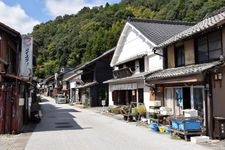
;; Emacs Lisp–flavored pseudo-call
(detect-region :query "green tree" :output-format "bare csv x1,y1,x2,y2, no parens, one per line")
32,0,225,78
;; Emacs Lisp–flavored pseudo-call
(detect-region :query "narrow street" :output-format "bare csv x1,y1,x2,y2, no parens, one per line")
24,96,210,150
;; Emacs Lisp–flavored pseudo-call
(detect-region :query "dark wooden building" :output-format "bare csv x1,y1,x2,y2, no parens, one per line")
0,22,33,134
77,48,115,107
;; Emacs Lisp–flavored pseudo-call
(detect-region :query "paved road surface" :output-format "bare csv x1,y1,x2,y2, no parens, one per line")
25,96,210,150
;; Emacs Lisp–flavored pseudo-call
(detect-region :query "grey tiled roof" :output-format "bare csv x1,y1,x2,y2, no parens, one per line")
155,9,225,49
76,81,98,89
146,61,223,80
79,47,115,69
65,47,115,73
204,6,225,19
128,18,195,45
104,71,156,84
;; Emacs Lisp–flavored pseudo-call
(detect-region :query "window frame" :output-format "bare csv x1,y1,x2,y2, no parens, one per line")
138,58,145,72
175,45,185,67
196,29,223,63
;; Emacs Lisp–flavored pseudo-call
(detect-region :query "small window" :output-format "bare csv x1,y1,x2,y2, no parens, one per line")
138,89,144,103
175,45,185,67
197,36,208,63
197,30,222,63
163,48,168,68
139,58,145,72
58,95,65,98
126,61,135,72
118,65,123,69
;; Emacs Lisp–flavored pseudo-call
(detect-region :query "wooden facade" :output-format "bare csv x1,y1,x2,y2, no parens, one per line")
0,23,33,134
146,10,225,138
77,49,114,107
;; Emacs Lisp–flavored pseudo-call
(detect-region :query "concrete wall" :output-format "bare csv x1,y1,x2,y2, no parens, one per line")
184,39,195,65
167,45,175,68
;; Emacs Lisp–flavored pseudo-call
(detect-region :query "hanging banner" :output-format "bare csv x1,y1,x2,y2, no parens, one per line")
20,35,33,80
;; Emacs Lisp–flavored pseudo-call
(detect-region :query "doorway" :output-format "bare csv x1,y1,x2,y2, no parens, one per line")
183,87,191,109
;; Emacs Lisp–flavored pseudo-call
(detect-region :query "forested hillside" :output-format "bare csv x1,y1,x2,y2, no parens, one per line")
32,0,225,78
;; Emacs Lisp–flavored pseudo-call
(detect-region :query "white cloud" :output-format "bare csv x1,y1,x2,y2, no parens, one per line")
45,0,112,17
0,2,40,34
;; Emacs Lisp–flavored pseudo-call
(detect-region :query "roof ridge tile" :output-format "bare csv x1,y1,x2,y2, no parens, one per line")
128,17,196,26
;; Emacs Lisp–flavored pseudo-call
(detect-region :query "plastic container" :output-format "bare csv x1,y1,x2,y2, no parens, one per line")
171,120,180,129
179,119,201,131
165,125,171,133
149,122,159,131
159,126,166,133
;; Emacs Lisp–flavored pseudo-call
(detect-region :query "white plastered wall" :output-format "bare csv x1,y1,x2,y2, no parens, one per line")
148,53,163,72
144,85,150,111
116,31,152,64
108,83,113,106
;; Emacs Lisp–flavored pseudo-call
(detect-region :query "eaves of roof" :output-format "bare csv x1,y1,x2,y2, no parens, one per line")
79,47,115,70
104,71,155,84
128,18,195,45
110,18,195,67
0,22,21,37
114,53,146,66
63,71,83,82
76,81,98,89
154,11,225,50
146,61,223,81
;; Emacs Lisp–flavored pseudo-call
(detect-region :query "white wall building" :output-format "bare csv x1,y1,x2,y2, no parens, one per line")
105,18,194,111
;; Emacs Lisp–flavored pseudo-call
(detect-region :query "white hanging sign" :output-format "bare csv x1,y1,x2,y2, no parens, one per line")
20,35,33,80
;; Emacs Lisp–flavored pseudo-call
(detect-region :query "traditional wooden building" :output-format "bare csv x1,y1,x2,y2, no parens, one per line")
43,75,55,97
68,48,115,107
105,18,194,110
62,69,83,104
0,23,34,134
146,7,225,138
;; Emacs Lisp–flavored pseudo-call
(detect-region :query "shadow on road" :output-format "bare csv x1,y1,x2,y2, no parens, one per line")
30,98,92,133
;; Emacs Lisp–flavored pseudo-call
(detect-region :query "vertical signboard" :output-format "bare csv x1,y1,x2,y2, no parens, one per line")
20,35,33,80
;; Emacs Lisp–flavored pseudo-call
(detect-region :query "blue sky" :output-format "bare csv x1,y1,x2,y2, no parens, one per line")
2,0,49,21
0,0,120,33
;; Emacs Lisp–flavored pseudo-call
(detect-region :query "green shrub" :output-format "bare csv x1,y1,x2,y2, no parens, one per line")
131,107,138,116
137,104,146,116
108,106,121,114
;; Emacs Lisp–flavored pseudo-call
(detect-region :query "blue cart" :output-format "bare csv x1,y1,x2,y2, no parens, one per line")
170,117,202,141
